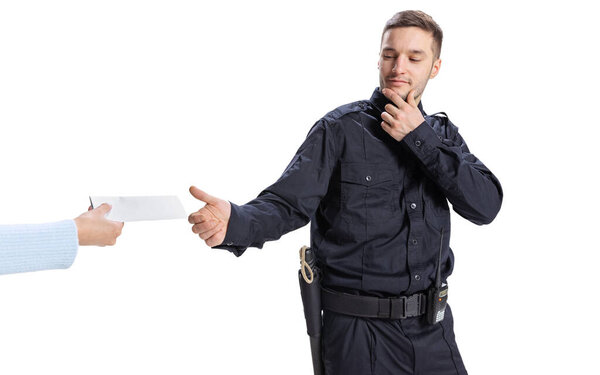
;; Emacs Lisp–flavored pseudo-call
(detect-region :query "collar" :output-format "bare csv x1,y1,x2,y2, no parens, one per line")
369,87,427,117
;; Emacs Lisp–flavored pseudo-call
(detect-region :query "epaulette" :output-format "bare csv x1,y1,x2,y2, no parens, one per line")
321,100,369,123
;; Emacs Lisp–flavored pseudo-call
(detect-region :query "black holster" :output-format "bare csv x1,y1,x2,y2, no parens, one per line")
298,246,324,375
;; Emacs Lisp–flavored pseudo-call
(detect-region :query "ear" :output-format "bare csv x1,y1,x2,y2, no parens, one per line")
429,58,442,79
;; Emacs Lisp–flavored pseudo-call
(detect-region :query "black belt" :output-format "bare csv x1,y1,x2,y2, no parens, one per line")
321,288,427,319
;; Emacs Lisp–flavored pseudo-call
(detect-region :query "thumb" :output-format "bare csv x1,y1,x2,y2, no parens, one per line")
94,203,112,216
189,185,218,204
407,89,417,107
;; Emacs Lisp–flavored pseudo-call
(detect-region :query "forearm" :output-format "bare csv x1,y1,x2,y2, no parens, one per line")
215,121,338,255
0,220,78,275
403,121,503,224
215,190,312,256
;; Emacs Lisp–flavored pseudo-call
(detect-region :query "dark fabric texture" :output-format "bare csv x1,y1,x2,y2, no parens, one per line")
216,88,502,297
214,88,502,374
322,305,468,375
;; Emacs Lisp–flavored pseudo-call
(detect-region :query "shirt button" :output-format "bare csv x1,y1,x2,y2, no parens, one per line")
412,239,418,245
410,202,417,209
415,140,422,147
414,274,421,281
365,175,372,182
226,242,233,246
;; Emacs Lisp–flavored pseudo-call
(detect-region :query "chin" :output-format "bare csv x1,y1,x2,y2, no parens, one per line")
389,88,409,100
380,84,409,100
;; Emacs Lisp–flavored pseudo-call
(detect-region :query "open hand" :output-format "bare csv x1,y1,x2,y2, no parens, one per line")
188,186,231,247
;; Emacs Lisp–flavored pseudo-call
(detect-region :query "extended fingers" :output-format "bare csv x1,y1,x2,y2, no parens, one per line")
189,186,218,204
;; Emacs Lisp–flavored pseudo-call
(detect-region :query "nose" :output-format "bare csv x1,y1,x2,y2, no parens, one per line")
392,56,407,73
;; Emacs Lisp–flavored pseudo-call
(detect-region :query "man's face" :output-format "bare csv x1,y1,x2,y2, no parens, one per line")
378,27,441,104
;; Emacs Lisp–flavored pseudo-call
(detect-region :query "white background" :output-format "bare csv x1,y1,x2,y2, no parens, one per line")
1,1,598,374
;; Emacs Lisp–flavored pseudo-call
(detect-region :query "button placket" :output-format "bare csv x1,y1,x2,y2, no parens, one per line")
404,162,425,294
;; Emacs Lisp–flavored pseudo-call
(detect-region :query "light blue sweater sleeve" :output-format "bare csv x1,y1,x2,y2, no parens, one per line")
0,220,79,275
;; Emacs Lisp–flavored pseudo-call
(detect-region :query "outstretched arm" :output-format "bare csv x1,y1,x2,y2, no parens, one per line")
188,120,339,255
1,204,124,275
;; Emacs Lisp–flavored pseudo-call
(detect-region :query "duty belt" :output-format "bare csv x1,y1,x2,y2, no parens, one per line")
321,288,427,319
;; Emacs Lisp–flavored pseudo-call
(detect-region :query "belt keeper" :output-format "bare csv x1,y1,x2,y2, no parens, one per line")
390,298,406,319
405,295,419,317
377,298,390,318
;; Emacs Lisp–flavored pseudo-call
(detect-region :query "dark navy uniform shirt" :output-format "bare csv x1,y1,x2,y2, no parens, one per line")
217,88,503,297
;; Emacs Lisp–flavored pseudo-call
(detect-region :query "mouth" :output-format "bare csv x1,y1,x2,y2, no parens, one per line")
387,78,410,87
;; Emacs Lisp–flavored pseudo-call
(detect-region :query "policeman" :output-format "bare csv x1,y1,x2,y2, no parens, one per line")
188,10,502,375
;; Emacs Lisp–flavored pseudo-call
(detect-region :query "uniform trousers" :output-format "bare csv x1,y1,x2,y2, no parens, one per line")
322,305,468,375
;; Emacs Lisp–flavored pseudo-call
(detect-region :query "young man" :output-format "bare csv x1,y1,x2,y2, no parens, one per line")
188,10,502,375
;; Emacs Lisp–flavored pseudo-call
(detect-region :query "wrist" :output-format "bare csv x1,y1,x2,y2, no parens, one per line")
73,217,87,245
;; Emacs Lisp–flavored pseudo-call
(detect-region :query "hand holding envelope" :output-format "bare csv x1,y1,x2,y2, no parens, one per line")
87,195,187,247
187,186,231,247
90,188,230,248
74,204,124,246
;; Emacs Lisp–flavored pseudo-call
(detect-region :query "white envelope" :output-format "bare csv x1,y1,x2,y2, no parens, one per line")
89,195,186,222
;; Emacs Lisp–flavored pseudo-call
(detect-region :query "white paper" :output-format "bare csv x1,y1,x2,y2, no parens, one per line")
89,195,186,222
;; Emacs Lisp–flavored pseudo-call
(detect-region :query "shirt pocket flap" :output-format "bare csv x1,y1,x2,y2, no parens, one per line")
340,162,394,186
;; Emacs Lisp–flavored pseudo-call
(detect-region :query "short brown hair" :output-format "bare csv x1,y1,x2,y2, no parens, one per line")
382,10,443,60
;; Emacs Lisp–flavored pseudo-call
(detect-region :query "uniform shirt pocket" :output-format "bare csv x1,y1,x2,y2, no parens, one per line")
340,162,400,224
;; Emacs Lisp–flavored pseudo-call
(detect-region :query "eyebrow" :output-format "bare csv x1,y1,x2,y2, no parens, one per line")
381,47,426,56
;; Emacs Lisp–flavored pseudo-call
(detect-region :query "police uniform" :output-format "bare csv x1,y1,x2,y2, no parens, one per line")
217,88,503,375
